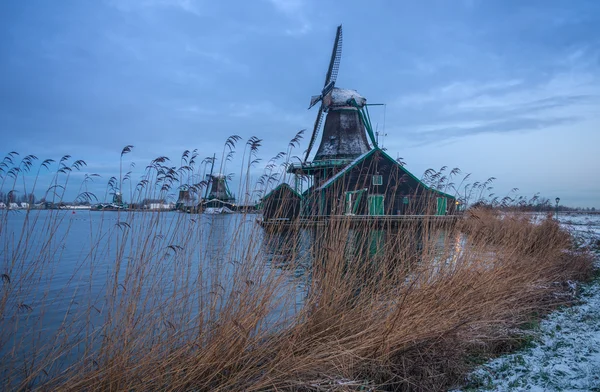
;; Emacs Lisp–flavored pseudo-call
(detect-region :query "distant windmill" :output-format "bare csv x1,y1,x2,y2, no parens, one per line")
206,174,234,202
201,154,235,213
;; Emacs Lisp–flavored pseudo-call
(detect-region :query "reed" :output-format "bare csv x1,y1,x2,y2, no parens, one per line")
0,146,594,391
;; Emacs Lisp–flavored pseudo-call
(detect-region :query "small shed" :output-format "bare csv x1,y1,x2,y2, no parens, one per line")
261,183,302,221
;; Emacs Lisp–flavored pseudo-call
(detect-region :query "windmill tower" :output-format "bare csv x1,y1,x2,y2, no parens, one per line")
206,174,235,202
289,25,378,188
201,154,235,211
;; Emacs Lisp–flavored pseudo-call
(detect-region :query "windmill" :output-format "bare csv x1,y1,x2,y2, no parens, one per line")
201,154,236,212
278,26,460,219
293,25,378,186
206,174,235,202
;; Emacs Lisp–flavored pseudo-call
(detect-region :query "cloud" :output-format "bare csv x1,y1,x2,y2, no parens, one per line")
392,72,600,145
227,101,308,124
183,44,249,74
453,73,598,111
267,0,304,14
396,79,524,107
266,0,311,36
107,0,203,15
404,116,578,146
3,0,599,206
284,22,312,37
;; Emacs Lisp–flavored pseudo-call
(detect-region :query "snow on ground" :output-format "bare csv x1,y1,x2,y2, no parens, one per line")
560,213,600,249
457,214,600,392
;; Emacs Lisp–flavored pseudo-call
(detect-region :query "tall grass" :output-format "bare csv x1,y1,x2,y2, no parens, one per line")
0,146,595,391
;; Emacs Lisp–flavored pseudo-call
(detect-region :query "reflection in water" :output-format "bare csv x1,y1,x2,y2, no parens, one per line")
258,223,456,298
260,229,312,280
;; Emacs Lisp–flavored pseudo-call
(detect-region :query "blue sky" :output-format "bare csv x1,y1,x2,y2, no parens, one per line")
1,0,599,206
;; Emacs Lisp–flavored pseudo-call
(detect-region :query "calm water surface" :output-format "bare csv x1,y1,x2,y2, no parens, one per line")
0,210,312,373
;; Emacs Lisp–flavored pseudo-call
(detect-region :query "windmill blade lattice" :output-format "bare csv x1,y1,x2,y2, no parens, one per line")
304,105,324,162
304,25,343,162
324,25,342,90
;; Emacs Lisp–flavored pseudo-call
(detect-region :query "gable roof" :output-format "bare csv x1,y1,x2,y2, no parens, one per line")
315,147,456,199
316,149,375,191
261,182,302,201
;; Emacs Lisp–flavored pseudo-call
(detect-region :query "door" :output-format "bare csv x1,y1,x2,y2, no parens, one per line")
345,190,364,215
436,197,447,216
345,192,353,215
368,195,384,215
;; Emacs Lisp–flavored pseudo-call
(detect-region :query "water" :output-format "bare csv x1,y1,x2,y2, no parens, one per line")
0,210,456,324
0,209,314,383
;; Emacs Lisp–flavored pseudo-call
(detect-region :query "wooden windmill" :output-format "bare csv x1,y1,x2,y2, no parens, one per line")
289,25,379,187
201,154,236,212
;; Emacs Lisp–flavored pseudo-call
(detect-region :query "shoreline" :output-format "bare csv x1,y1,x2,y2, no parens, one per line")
455,219,600,391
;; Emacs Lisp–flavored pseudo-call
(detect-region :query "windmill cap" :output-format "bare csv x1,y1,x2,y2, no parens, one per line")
325,88,366,108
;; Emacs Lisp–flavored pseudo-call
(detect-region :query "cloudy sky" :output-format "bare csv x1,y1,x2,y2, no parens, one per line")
1,0,599,206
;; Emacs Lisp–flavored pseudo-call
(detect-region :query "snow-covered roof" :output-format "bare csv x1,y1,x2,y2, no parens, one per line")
324,88,366,108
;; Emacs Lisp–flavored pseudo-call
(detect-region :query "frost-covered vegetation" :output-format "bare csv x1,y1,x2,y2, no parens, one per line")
458,214,600,391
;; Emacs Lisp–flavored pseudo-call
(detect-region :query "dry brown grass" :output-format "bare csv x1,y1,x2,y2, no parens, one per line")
1,200,595,390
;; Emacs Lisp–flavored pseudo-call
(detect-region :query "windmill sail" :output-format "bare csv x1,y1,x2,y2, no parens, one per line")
309,95,322,109
304,105,324,162
304,25,343,162
324,26,342,89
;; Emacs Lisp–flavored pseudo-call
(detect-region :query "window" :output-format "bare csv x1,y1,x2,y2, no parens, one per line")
372,175,383,186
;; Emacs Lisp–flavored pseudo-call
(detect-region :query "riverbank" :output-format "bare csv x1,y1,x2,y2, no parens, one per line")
460,270,600,391
455,214,600,391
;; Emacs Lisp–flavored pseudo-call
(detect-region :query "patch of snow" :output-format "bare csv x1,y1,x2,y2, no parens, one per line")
327,87,367,108
558,214,600,249
459,282,600,391
455,221,600,391
204,207,233,214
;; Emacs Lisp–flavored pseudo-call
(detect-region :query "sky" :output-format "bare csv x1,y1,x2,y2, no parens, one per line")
1,0,599,207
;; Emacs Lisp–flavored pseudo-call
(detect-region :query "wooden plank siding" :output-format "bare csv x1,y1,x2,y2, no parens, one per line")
261,183,302,221
302,148,456,217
